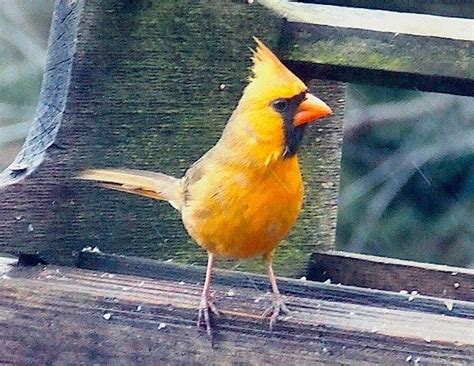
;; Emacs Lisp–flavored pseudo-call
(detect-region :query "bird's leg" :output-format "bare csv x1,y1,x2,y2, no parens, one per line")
197,252,219,339
262,252,290,330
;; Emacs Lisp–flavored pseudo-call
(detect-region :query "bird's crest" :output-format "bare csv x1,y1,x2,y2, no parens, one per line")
248,37,306,98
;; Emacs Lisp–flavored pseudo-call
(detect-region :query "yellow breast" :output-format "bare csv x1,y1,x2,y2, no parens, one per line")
182,156,304,259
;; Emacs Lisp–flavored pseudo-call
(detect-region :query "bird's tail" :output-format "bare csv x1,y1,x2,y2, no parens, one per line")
77,168,183,211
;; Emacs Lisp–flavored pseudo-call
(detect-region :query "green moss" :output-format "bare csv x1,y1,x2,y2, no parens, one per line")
288,35,473,78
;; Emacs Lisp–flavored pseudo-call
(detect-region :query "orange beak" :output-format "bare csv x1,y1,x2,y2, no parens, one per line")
293,93,332,126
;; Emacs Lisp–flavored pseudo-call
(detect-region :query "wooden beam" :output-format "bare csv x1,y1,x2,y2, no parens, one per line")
269,2,473,40
77,252,474,319
262,0,474,95
297,0,474,19
1,259,473,363
308,251,474,302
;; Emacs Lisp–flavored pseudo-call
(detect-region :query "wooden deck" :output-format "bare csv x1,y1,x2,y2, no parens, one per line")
1,252,473,364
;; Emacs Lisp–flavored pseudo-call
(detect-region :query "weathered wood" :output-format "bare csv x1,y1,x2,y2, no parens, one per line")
264,0,474,95
298,0,474,19
1,261,473,364
308,251,474,302
0,0,344,276
0,256,16,277
77,252,474,319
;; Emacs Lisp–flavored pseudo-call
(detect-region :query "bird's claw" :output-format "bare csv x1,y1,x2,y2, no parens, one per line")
197,296,220,340
262,297,290,330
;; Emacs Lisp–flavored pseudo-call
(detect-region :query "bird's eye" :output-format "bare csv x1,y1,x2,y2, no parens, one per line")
272,99,288,113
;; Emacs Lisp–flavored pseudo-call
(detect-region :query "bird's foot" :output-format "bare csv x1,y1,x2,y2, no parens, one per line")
262,296,290,330
197,294,220,341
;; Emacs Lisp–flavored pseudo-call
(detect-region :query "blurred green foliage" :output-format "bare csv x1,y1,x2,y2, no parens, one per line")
0,1,54,168
338,84,474,268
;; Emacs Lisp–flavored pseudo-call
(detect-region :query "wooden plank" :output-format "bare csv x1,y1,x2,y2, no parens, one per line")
262,0,474,95
77,252,474,319
0,0,344,275
297,0,474,19
272,2,473,40
1,262,473,364
308,251,474,302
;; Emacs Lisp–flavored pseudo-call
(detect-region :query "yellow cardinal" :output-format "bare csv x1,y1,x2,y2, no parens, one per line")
79,38,332,338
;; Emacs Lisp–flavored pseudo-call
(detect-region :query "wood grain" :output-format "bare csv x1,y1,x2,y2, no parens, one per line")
308,251,474,302
77,252,474,319
297,0,474,18
265,1,474,95
1,259,473,364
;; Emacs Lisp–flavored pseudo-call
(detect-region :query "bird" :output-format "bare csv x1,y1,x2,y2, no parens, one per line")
78,38,332,340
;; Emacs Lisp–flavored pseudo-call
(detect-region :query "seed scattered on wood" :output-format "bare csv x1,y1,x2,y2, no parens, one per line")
81,246,101,253
444,300,454,311
453,282,460,288
158,323,167,330
103,313,112,320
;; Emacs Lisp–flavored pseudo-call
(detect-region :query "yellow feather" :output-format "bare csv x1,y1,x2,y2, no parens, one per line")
245,37,307,103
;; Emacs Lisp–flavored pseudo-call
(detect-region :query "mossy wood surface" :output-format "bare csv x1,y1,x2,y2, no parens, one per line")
283,24,473,96
0,0,344,276
268,1,473,96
